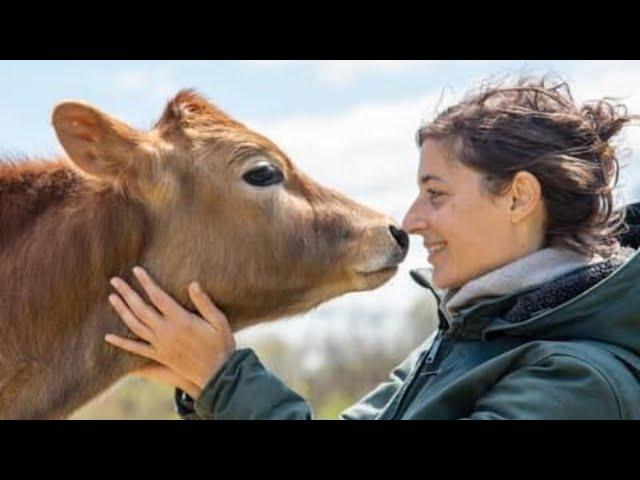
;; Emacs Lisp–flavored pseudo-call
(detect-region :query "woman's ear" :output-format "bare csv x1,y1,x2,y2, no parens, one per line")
508,171,543,224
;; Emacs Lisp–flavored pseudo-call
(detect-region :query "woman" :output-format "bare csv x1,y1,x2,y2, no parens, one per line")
105,76,640,419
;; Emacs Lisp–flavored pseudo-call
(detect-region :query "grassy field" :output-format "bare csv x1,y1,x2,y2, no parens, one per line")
70,296,438,420
71,377,179,420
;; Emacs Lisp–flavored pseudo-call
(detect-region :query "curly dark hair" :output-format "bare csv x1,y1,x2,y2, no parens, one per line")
416,75,638,258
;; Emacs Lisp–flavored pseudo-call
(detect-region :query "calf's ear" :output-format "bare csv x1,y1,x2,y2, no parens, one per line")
52,101,153,181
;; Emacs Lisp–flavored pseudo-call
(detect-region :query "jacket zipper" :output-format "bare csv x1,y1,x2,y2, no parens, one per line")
425,310,458,365
425,329,444,364
382,327,447,419
381,277,456,418
381,349,429,419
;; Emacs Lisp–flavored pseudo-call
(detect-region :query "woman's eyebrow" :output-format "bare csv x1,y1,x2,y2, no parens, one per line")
420,174,445,185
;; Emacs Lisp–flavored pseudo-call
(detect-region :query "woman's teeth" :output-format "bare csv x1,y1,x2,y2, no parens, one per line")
427,242,446,254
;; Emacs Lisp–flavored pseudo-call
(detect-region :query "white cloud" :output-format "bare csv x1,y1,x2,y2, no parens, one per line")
237,90,450,346
113,70,147,90
315,60,437,86
249,91,445,219
245,60,437,86
236,63,640,347
111,67,179,100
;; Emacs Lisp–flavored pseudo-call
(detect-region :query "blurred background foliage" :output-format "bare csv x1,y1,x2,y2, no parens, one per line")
71,294,438,420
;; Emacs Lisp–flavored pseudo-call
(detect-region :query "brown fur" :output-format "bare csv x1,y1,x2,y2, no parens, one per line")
0,90,407,419
0,160,149,418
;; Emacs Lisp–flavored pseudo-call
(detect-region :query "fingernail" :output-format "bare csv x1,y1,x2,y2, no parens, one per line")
190,282,201,293
110,277,119,287
133,266,143,276
108,294,117,304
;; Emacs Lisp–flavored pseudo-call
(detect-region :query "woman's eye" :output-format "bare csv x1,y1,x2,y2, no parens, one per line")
243,165,284,187
426,189,444,200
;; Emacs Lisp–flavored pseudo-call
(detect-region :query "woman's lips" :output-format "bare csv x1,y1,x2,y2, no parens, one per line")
425,241,446,257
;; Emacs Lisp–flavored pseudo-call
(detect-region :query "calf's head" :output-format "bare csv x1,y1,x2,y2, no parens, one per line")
52,90,408,329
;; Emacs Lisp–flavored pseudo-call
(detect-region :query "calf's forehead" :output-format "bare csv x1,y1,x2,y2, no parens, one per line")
185,126,295,171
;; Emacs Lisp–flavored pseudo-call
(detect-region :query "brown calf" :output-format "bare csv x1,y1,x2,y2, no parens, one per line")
0,90,408,419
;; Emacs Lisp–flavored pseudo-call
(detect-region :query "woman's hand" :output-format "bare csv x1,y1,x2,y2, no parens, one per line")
134,361,203,400
105,266,236,398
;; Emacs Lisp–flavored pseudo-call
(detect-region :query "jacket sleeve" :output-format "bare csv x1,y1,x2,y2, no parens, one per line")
175,334,432,420
175,348,313,420
465,354,622,420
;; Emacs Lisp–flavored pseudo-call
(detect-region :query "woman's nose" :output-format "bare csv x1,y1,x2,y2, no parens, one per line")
401,215,412,233
402,203,422,234
403,198,434,234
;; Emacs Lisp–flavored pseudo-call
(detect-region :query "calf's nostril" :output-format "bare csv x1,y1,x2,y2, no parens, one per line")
389,225,409,251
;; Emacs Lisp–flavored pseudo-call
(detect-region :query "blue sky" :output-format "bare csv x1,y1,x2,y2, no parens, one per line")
3,60,640,347
1,60,636,146
0,60,582,154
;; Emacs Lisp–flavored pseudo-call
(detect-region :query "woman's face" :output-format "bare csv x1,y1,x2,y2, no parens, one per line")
402,139,540,290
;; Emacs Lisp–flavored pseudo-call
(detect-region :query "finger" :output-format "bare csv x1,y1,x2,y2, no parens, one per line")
188,282,227,330
110,276,162,329
132,266,184,318
105,334,156,361
108,293,155,342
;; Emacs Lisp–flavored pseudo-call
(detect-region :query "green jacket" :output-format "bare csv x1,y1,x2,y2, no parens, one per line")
175,247,640,420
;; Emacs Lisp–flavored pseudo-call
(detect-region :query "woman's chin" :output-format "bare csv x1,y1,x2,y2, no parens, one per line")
431,269,462,291
431,277,448,290
430,270,446,289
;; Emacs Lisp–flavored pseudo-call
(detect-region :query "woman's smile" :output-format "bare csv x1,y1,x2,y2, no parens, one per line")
424,240,447,258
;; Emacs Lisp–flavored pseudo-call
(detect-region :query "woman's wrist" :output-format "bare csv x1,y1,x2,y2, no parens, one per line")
192,349,235,395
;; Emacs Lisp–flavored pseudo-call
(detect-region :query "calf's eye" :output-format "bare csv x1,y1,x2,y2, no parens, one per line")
243,165,284,187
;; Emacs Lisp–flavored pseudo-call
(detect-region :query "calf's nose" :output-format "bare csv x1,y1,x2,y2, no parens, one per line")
389,225,409,253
